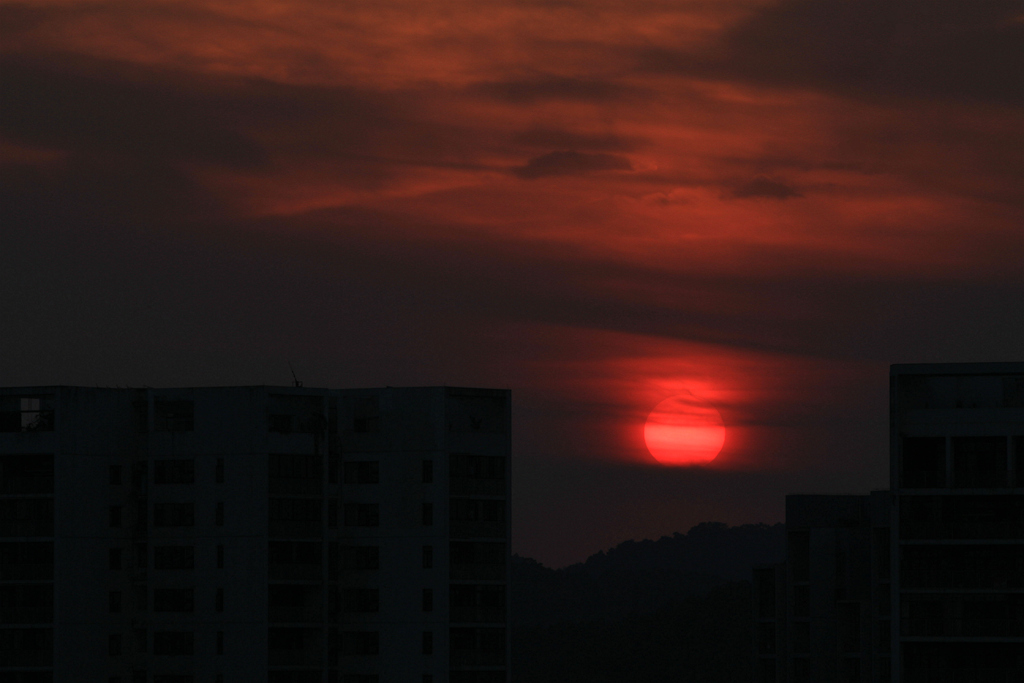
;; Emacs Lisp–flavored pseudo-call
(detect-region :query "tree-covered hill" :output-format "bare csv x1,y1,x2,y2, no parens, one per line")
511,522,785,682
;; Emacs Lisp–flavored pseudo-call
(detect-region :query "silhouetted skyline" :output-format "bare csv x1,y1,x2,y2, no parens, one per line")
2,1,1022,566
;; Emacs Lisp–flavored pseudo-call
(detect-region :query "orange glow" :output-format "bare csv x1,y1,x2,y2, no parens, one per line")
644,393,726,466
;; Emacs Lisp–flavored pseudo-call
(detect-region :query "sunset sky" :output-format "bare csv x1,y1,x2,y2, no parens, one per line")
2,0,1022,566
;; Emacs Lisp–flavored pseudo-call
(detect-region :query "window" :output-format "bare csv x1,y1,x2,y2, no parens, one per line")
450,585,506,623
135,628,147,653
344,461,379,484
449,499,506,536
0,541,54,580
329,500,338,528
450,542,505,576
422,545,433,569
152,631,193,656
792,658,810,683
342,588,380,613
329,452,340,484
216,502,224,526
216,588,224,612
153,588,194,613
109,633,121,656
109,591,121,613
352,396,380,433
902,437,946,488
874,527,891,580
109,506,122,528
136,543,147,569
450,454,505,479
269,585,322,622
422,460,433,483
135,585,148,611
338,545,379,571
449,635,507,673
153,459,194,484
0,498,54,537
216,631,223,655
422,631,433,655
154,400,193,432
153,546,193,570
422,588,433,612
341,631,379,656
422,503,433,526
132,462,147,488
793,621,810,654
215,458,224,484
755,567,775,618
838,602,860,652
0,395,55,432
269,498,322,522
109,548,122,570
268,394,324,434
757,622,776,655
449,499,504,523
270,541,323,579
343,503,379,527
109,465,122,485
447,393,506,433
217,545,224,569
792,585,809,617
0,454,54,494
953,436,1008,488
789,530,810,581
269,453,322,480
1017,436,1024,487
153,503,194,527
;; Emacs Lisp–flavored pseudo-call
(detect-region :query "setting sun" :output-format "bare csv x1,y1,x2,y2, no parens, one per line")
644,393,726,466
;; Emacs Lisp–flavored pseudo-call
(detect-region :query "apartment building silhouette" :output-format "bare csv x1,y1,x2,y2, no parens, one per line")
754,363,1024,682
0,385,511,683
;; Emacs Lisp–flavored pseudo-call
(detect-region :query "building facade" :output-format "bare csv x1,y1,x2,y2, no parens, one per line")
754,362,1024,682
890,363,1024,682
0,385,511,683
753,492,892,683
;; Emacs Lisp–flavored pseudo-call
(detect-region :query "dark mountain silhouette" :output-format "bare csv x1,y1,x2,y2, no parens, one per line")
513,521,785,626
512,522,786,682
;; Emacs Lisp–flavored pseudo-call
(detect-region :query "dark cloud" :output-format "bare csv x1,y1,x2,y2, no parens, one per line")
469,76,638,103
640,0,1024,105
514,150,633,179
730,176,801,200
0,52,493,204
0,55,263,167
0,3,50,37
511,128,644,153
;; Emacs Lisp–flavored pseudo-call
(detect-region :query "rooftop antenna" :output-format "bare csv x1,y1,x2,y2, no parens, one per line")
289,363,303,388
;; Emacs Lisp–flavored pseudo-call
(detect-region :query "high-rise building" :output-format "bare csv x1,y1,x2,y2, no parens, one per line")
890,363,1024,682
753,362,1024,683
752,492,892,683
0,385,511,683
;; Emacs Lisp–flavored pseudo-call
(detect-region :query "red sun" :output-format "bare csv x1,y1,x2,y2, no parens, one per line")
644,393,726,466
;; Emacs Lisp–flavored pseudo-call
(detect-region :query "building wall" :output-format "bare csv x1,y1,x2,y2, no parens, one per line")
1,385,511,683
758,494,890,683
890,364,1024,683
